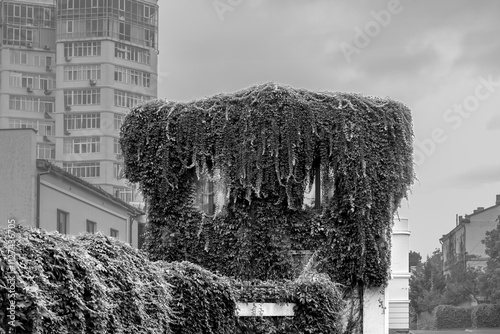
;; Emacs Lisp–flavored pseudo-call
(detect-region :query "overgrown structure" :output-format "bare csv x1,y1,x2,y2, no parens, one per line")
120,82,414,332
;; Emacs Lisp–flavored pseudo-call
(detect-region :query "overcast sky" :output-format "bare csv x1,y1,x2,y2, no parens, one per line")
156,0,500,258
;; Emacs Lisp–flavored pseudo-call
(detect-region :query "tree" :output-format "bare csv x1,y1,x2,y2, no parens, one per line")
409,250,422,271
409,249,446,314
479,216,500,303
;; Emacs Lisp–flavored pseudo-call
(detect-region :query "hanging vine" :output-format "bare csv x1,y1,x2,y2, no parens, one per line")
120,82,414,333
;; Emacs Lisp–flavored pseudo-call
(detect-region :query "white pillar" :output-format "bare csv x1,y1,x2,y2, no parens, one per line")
388,217,411,331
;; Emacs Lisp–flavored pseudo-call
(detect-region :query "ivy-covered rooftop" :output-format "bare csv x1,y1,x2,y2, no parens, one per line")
120,82,414,289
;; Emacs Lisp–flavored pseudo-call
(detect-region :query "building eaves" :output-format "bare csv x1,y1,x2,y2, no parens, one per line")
440,222,466,242
36,159,144,216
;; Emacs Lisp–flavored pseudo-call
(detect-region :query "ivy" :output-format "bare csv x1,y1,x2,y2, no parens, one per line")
120,82,414,333
160,261,237,334
231,271,345,334
0,226,172,333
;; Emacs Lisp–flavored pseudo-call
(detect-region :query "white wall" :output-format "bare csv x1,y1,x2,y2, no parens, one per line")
388,217,410,330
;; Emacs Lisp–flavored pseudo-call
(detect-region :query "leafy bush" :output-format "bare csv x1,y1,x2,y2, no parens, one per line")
233,279,295,333
0,225,172,333
434,305,472,329
291,272,344,334
232,272,345,334
471,304,500,328
160,261,237,334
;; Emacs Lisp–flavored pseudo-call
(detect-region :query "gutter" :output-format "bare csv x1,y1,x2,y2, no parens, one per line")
36,166,52,228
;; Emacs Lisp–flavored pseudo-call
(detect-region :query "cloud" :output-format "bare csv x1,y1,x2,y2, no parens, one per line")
441,165,500,188
454,29,500,73
487,116,500,131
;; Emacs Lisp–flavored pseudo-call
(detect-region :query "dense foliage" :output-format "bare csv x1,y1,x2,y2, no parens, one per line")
160,261,237,334
480,218,500,303
120,82,414,291
471,304,500,328
409,249,481,314
0,226,172,334
434,305,472,329
233,271,345,334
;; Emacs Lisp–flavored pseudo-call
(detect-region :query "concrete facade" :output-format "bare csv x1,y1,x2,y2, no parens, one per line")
0,0,159,206
441,198,500,275
0,128,145,247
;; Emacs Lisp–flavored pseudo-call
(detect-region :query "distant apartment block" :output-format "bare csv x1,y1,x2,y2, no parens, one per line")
0,0,159,206
441,195,500,275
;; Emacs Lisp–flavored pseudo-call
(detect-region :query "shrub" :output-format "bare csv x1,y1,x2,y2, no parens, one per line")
472,304,500,328
159,261,237,334
291,272,344,333
232,271,345,334
434,305,472,329
0,225,172,333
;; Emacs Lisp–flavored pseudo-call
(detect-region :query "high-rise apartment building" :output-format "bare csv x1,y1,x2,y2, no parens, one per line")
0,0,159,206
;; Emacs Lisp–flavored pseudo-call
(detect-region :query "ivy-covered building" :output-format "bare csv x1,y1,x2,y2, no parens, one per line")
120,82,415,333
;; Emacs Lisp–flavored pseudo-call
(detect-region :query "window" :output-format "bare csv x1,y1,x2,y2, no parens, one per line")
57,209,68,234
44,8,51,21
114,163,121,179
145,29,155,48
67,20,73,33
114,90,152,108
26,29,33,41
9,72,53,90
114,187,134,202
27,6,33,19
63,137,100,154
86,220,97,233
64,65,101,81
114,66,150,87
64,89,101,105
63,162,100,178
110,228,119,238
86,19,103,36
114,114,124,130
113,138,121,154
36,144,55,160
115,43,150,64
39,78,48,90
9,119,55,136
194,171,226,216
64,41,101,58
197,176,215,215
21,76,33,88
10,51,28,64
119,22,131,41
302,166,329,210
9,96,54,113
64,113,100,130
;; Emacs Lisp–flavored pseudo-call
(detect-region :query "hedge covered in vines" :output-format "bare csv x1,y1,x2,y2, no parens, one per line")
0,226,346,334
0,226,172,333
120,82,414,291
232,271,344,333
